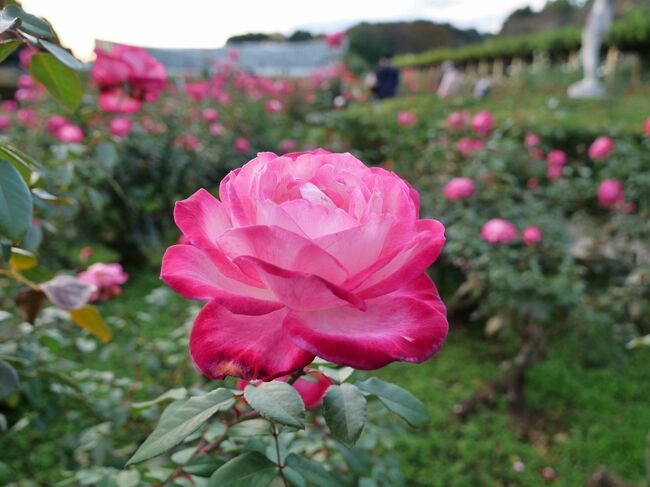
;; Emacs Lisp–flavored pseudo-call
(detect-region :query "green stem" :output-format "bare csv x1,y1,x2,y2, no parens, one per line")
271,421,289,487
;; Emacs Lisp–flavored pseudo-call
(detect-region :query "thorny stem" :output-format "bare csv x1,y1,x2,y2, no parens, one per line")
271,421,289,487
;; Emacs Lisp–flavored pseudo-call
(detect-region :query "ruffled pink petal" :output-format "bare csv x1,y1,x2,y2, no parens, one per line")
217,225,349,285
174,189,232,250
234,256,365,311
190,302,314,380
347,219,445,298
284,274,448,370
160,245,281,315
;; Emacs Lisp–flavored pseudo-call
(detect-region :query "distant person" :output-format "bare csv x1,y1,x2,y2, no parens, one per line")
474,76,491,99
372,53,400,99
437,61,461,99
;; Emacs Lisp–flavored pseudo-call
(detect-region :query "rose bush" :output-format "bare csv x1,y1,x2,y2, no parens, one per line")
161,149,448,380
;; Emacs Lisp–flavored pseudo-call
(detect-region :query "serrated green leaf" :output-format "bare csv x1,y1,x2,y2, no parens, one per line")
127,388,233,465
30,53,82,112
285,453,338,487
0,359,19,399
39,39,83,70
208,452,278,487
323,383,366,447
356,377,429,427
244,381,305,429
5,5,53,38
0,160,33,241
0,40,20,62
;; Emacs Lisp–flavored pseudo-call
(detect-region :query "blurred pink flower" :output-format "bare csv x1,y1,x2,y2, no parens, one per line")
588,136,614,160
481,218,518,244
527,177,539,189
265,99,283,114
447,110,469,130
78,262,129,301
2,100,17,112
547,164,563,180
19,47,38,69
547,150,567,167
110,117,132,137
525,133,540,147
397,110,418,126
79,247,94,261
443,177,475,200
55,124,84,144
233,137,251,153
0,115,10,130
325,31,346,48
472,111,494,137
522,226,542,245
279,138,297,153
457,137,484,157
597,179,624,208
209,123,224,136
175,134,201,151
17,108,38,128
645,117,650,137
47,115,69,136
202,107,219,123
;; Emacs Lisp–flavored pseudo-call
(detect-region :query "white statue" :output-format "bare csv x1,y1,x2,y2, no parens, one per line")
568,0,615,99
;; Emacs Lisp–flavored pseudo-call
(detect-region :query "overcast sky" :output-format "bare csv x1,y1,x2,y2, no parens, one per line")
22,0,547,60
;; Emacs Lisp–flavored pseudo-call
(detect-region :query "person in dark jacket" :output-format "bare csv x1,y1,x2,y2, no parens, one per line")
372,53,400,99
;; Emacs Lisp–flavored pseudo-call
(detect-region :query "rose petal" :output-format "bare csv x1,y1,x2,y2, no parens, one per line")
284,274,447,369
161,245,281,315
234,256,365,311
190,302,314,380
175,189,232,250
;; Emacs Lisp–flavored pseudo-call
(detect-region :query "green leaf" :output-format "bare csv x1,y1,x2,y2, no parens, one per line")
131,388,188,409
0,142,40,183
0,40,20,63
285,453,338,487
0,160,33,241
244,381,305,429
0,359,19,399
29,53,82,112
208,452,278,487
322,383,366,447
4,5,53,38
39,39,83,70
127,388,234,465
228,418,273,438
356,377,429,427
69,305,112,344
0,9,19,34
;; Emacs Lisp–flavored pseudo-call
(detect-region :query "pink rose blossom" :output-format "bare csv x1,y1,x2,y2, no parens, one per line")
547,150,567,167
238,372,332,409
175,135,201,151
397,111,417,127
522,226,542,245
79,247,94,261
17,108,38,128
161,149,447,380
265,99,283,114
202,107,219,123
457,137,484,157
233,137,251,153
92,44,167,113
325,31,346,49
78,263,129,301
19,47,38,69
547,164,563,180
47,115,69,136
645,117,650,137
109,117,132,137
525,133,540,147
481,218,518,244
472,111,494,137
2,100,17,112
443,177,475,200
588,136,614,160
597,179,624,208
209,123,224,136
55,123,84,143
0,115,10,130
447,111,469,130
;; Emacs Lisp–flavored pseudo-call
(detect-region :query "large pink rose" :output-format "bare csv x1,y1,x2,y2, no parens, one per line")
588,136,614,160
161,149,447,381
